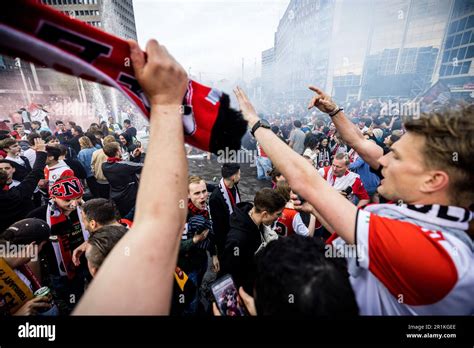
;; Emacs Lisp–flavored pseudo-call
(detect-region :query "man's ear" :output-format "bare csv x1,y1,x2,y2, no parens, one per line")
421,170,450,193
90,220,97,230
89,265,98,277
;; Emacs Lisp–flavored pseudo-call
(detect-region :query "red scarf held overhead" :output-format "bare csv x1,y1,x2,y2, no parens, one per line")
0,0,247,154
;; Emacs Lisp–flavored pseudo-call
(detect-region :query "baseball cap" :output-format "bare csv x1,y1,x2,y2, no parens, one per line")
1,218,50,244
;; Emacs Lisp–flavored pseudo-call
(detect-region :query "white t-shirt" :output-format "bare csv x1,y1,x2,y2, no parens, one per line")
6,155,25,167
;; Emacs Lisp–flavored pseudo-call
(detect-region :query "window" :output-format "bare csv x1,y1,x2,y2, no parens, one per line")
459,46,467,59
449,20,459,34
459,17,468,32
466,45,474,59
468,15,474,29
439,65,446,76
446,65,454,75
449,48,458,61
453,33,462,47
460,61,471,74
462,31,471,45
448,22,456,35
453,64,462,75
445,35,454,49
442,50,450,62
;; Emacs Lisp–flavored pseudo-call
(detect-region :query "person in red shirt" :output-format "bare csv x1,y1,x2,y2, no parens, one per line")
318,152,370,208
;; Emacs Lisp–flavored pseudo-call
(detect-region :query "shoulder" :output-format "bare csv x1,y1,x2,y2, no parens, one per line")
26,205,48,219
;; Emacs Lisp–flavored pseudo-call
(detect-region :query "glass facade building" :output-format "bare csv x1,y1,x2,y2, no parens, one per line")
263,0,471,103
436,0,474,99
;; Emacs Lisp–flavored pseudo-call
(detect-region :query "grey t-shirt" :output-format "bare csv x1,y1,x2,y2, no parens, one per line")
289,128,306,154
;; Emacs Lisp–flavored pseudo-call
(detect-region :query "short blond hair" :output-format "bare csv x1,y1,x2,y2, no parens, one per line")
103,135,116,145
188,175,204,186
404,105,474,206
79,136,93,149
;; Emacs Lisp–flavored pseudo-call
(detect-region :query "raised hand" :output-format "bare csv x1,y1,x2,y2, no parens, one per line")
233,86,260,127
307,86,337,113
33,138,46,152
128,39,187,107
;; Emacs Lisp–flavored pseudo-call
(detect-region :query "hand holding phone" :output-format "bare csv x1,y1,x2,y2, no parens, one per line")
211,275,247,316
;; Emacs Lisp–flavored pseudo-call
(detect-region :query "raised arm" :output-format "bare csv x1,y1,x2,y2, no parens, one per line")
74,39,188,314
308,86,383,169
234,87,357,244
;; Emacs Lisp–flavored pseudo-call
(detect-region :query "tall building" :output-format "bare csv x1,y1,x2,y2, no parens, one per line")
0,0,138,103
272,0,334,104
435,0,474,99
41,0,138,40
261,47,275,102
361,0,453,99
263,0,466,104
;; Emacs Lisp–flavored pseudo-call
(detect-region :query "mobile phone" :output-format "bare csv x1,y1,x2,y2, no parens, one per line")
211,274,246,316
343,186,353,196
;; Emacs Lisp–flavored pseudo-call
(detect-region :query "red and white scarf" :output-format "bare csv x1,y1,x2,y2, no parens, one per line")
0,0,247,154
218,178,240,215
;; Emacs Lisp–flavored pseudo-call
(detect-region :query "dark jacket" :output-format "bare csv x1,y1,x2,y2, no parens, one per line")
125,127,137,139
120,133,140,163
64,158,87,180
0,151,46,232
55,130,73,144
102,160,143,216
219,202,264,293
178,209,213,274
67,135,81,156
209,184,240,257
6,156,32,182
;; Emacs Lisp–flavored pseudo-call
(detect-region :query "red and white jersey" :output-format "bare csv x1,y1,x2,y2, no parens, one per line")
44,160,74,190
274,207,309,237
329,209,474,315
319,166,369,202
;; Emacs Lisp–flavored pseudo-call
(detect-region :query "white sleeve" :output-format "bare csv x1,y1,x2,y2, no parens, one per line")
318,168,325,177
292,213,309,237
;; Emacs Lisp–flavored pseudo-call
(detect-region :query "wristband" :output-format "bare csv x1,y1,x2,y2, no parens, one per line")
328,106,344,117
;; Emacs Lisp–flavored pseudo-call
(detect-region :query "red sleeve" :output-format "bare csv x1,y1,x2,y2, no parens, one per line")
365,214,458,305
352,177,369,200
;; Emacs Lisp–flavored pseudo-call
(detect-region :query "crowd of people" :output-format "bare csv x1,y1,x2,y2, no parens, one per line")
0,39,472,317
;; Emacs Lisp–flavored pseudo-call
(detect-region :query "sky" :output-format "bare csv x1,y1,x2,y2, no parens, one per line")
133,0,290,83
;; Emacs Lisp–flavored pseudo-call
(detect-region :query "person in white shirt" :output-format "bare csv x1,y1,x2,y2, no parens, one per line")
23,133,41,168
